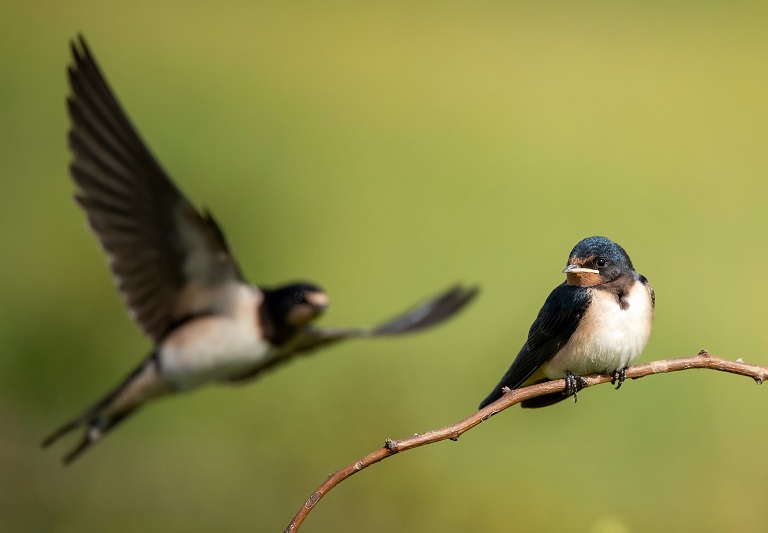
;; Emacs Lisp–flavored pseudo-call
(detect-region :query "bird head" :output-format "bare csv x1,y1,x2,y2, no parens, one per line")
265,282,329,328
563,236,634,287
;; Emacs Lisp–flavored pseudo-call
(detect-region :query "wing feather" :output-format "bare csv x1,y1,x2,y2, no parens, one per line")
478,282,591,408
67,35,243,342
228,285,479,383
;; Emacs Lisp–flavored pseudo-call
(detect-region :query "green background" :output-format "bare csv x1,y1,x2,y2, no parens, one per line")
2,2,767,531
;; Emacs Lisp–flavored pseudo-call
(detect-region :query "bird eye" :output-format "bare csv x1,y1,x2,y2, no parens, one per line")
596,258,606,268
294,292,305,303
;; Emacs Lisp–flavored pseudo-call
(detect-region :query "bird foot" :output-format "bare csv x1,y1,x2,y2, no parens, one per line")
564,371,588,403
612,367,628,390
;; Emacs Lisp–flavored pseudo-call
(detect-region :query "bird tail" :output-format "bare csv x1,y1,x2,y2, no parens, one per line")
478,364,543,410
42,408,138,465
479,380,570,410
520,393,570,409
478,365,526,410
42,353,171,465
478,387,505,410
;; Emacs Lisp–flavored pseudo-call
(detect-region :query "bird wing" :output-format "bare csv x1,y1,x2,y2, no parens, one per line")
478,282,591,408
229,284,478,382
639,274,655,309
297,283,479,347
67,35,243,343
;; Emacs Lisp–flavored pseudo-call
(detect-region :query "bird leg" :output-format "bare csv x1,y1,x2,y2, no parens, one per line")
612,367,628,390
564,370,588,403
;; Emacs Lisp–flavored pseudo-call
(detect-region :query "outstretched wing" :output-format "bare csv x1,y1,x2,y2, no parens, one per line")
478,282,591,409
230,284,479,382
299,284,479,348
67,35,243,343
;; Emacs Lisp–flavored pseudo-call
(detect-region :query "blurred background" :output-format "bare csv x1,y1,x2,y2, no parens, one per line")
2,1,767,531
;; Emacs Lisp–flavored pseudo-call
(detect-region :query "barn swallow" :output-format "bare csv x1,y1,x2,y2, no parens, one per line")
43,35,478,464
479,236,654,409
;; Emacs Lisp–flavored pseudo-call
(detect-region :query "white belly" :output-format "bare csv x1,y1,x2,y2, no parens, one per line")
543,281,653,378
159,285,276,390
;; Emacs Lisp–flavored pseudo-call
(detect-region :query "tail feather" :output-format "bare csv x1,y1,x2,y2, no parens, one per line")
520,393,570,409
42,405,141,465
60,408,138,465
62,428,101,466
479,385,508,410
41,418,84,449
42,354,170,465
479,380,569,410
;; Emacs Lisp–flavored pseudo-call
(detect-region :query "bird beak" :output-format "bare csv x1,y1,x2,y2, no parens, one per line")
562,264,600,274
304,291,330,310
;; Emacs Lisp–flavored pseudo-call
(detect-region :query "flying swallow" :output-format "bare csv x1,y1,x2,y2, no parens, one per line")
479,236,653,409
43,36,478,464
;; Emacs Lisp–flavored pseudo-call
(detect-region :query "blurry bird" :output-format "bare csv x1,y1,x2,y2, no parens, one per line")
479,236,653,409
44,35,478,464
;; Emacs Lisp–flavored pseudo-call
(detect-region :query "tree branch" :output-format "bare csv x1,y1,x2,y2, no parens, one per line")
284,351,767,532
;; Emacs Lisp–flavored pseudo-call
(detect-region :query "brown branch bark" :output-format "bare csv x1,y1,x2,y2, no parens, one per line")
284,351,767,532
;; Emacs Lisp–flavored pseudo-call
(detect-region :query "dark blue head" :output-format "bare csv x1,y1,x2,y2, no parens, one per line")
260,282,329,344
266,282,329,323
563,236,635,286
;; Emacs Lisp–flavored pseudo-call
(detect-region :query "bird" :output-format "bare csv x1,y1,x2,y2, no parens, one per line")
478,236,654,410
43,35,478,465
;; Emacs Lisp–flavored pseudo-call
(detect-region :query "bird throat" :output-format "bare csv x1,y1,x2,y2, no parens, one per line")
566,271,603,287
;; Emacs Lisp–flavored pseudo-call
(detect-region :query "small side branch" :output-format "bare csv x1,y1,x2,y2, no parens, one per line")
284,352,767,532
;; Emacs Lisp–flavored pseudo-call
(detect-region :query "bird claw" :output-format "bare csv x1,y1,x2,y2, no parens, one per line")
564,371,587,403
612,367,627,390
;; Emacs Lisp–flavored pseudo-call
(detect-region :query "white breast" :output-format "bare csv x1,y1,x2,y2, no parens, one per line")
159,284,275,390
543,281,653,379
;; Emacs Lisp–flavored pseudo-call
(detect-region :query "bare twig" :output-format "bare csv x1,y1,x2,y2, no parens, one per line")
284,351,767,532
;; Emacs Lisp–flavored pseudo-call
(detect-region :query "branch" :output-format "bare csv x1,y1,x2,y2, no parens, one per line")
284,351,767,532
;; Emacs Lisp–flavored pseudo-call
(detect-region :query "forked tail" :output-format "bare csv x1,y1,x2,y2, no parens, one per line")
42,354,171,464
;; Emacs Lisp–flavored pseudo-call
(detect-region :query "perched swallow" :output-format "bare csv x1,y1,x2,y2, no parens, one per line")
43,35,478,464
479,236,654,409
